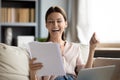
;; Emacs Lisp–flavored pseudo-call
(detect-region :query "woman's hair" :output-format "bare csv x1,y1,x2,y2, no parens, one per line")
45,6,67,41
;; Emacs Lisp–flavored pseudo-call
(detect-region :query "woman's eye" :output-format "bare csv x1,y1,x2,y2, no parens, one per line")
48,21,53,23
47,20,62,23
57,20,62,23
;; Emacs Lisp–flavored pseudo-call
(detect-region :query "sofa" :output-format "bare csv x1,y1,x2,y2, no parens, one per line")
0,43,29,80
0,43,120,80
93,57,120,80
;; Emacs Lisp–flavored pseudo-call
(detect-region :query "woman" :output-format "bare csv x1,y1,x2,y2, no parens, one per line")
29,6,99,80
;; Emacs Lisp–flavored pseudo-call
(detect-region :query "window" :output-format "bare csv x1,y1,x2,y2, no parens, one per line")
88,0,120,43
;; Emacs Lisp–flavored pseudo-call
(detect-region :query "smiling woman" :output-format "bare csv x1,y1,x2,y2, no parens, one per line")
46,12,67,42
29,6,99,80
45,6,67,42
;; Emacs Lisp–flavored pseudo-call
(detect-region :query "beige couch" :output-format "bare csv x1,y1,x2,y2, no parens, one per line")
0,43,120,80
93,57,120,80
0,43,29,80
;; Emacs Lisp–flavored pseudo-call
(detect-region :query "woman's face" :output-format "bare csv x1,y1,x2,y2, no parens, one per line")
46,12,67,39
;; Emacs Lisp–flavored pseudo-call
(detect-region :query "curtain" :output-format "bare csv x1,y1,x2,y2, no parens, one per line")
66,0,78,42
66,0,91,44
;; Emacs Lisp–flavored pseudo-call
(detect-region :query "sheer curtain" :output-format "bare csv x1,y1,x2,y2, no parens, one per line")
66,0,91,44
66,0,78,42
66,0,89,62
87,0,120,43
67,0,120,44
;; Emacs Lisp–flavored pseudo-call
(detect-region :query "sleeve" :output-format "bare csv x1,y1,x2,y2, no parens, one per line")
76,45,85,65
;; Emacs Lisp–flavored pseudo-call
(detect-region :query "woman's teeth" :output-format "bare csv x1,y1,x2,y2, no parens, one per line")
52,29,60,32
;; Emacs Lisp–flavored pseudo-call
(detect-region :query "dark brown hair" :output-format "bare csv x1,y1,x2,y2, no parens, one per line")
45,6,67,41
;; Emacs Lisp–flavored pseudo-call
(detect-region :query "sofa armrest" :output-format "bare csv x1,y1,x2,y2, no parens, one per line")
93,57,120,80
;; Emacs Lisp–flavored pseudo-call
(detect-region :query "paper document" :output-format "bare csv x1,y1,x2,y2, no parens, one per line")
28,41,65,76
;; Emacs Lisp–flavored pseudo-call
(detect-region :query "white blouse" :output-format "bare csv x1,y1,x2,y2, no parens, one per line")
62,41,85,75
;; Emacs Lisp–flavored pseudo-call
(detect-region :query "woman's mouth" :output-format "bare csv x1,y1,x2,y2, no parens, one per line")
52,29,60,32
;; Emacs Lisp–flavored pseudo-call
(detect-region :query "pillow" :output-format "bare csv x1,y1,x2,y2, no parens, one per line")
79,43,89,64
0,43,29,80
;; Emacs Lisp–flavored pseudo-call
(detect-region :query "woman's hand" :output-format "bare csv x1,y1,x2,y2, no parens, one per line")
29,58,43,80
90,32,99,50
85,32,99,68
29,58,56,80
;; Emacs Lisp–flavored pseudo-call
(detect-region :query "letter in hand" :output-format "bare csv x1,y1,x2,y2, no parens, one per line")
29,58,56,80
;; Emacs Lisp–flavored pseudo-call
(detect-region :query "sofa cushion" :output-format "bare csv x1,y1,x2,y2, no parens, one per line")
93,57,120,80
0,43,29,80
79,43,89,64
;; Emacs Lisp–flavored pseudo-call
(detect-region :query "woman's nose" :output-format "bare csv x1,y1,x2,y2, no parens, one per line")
53,21,58,26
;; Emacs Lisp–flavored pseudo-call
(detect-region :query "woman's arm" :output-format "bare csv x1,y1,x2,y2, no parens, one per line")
75,33,99,75
85,32,99,68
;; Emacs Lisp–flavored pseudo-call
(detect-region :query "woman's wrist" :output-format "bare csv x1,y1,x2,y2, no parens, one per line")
30,70,37,80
